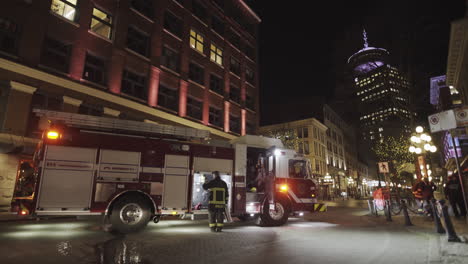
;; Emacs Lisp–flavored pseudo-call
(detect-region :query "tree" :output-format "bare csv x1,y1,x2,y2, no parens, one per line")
373,135,414,185
262,128,299,150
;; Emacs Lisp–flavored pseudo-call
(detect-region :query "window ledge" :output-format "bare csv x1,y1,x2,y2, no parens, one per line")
245,55,256,64
245,107,256,114
210,60,224,69
160,65,181,77
37,64,70,78
120,92,148,104
49,11,80,28
163,29,183,42
191,47,206,58
155,105,178,115
208,89,224,98
172,0,185,9
188,79,205,89
211,29,225,41
130,8,154,23
246,82,256,89
229,72,241,80
0,51,19,60
88,30,113,44
229,100,241,107
80,78,108,90
192,14,208,28
125,48,151,62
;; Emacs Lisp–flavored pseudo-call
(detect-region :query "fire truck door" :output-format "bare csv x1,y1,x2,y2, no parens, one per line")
162,155,190,210
37,146,97,213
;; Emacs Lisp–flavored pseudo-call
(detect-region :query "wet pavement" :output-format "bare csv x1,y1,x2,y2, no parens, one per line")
0,206,454,264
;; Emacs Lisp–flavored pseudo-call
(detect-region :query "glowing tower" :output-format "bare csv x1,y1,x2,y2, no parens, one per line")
348,30,412,143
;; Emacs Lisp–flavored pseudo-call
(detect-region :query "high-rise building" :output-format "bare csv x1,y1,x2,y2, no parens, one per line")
348,30,412,144
0,0,260,207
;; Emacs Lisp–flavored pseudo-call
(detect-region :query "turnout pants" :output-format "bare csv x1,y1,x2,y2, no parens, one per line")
208,205,225,230
449,196,467,217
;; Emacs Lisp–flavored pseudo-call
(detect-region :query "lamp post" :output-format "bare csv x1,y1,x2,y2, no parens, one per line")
362,178,368,197
408,126,437,180
347,177,354,197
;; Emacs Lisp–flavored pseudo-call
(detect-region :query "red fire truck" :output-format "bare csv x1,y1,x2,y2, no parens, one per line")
12,110,323,233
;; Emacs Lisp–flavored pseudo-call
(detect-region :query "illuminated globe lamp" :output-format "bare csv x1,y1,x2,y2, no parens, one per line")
408,126,437,181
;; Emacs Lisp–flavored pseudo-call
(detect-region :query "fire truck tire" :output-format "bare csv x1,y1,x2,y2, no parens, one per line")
258,196,291,227
109,196,152,233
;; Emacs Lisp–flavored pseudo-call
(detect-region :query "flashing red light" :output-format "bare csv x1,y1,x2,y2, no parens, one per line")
20,210,28,215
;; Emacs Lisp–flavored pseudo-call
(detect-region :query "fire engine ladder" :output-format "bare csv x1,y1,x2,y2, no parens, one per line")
33,109,210,140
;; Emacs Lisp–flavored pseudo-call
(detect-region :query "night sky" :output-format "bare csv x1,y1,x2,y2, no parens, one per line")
246,0,466,126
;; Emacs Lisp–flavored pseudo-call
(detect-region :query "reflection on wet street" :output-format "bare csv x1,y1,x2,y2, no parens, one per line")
0,208,435,264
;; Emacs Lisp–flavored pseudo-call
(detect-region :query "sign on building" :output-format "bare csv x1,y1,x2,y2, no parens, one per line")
454,107,468,127
378,162,389,173
428,110,457,133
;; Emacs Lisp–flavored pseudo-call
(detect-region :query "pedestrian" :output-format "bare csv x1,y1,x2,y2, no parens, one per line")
203,171,229,232
412,177,437,215
444,176,467,218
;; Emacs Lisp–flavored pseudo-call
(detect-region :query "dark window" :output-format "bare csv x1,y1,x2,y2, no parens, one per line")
246,121,255,134
189,62,204,85
121,70,147,100
209,74,223,94
130,0,152,18
227,30,240,49
40,37,71,73
246,67,254,83
246,94,255,110
28,92,63,138
79,103,104,116
186,97,202,120
157,84,178,112
161,46,180,73
209,107,222,127
0,17,20,55
192,0,207,23
230,115,240,134
174,0,183,5
83,53,107,86
229,85,240,104
303,141,310,155
211,15,224,36
230,57,240,76
127,27,149,57
163,12,183,38
243,43,254,59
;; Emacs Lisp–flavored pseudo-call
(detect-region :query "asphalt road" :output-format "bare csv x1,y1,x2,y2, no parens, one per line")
0,207,434,264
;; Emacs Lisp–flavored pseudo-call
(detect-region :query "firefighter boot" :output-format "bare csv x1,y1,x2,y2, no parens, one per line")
210,227,217,232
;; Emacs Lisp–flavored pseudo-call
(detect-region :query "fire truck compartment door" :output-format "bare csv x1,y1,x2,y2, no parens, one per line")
98,149,140,181
193,157,233,175
162,155,189,209
38,146,96,211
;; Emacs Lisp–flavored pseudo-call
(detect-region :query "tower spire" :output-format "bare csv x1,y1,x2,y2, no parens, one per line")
363,28,369,48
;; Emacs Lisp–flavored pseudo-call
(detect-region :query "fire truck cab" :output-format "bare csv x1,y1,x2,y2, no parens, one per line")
12,110,323,233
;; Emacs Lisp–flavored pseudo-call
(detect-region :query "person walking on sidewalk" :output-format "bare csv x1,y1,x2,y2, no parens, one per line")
412,177,437,215
444,176,467,218
203,171,229,232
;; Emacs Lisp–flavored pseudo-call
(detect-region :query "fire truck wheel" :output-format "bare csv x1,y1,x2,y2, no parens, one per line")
109,196,152,233
258,196,291,227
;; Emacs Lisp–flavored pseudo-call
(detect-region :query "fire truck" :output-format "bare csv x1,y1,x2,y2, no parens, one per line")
12,109,323,233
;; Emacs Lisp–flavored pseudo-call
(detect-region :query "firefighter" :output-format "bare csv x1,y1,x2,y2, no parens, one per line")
203,171,229,232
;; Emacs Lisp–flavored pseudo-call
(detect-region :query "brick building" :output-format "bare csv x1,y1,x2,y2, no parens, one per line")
0,0,260,206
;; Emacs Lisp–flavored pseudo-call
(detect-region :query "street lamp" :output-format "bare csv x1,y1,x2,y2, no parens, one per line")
408,126,437,180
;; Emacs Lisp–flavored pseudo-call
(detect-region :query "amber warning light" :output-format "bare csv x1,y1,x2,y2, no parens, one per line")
47,131,60,139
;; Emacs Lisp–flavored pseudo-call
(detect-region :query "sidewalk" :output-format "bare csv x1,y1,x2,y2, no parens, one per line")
364,208,468,264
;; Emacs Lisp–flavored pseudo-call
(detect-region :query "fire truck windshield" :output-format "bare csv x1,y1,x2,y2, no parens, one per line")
288,160,309,179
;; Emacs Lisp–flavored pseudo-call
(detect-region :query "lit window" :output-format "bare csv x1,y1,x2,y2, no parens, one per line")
190,29,204,53
91,7,113,39
210,43,223,66
50,0,78,22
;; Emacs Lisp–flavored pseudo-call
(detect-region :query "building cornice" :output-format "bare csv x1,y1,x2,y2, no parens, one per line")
103,107,121,117
10,81,36,94
63,96,82,107
0,58,236,140
446,17,468,87
238,0,261,23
